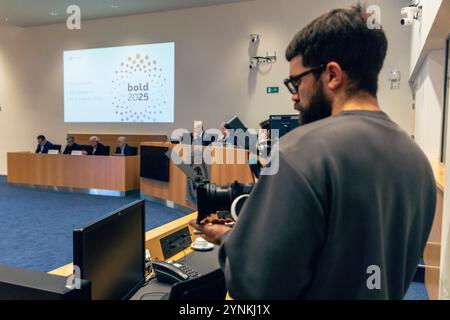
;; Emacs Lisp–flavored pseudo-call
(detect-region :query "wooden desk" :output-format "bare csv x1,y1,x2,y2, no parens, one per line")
140,142,255,209
424,161,446,299
7,152,140,196
49,211,233,300
49,212,198,277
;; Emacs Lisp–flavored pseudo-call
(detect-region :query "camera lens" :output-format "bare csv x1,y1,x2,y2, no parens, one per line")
196,181,254,222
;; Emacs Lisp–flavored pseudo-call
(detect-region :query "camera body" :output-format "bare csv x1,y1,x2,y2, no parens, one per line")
196,180,254,224
249,58,258,69
250,34,260,43
400,6,421,26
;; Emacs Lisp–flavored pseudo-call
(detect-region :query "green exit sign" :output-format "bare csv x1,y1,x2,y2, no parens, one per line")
267,87,279,94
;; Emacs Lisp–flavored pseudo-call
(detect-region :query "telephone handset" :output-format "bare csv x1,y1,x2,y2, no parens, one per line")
152,260,201,285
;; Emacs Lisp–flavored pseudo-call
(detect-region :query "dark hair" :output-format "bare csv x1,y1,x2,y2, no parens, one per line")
285,3,388,96
37,135,46,141
259,119,270,130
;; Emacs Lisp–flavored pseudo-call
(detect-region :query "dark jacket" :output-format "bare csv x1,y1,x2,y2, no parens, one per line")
63,143,82,155
35,141,54,154
219,110,436,300
88,143,109,156
114,144,136,156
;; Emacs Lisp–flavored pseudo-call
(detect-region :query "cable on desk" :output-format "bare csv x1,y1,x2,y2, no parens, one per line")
176,232,197,264
178,249,190,264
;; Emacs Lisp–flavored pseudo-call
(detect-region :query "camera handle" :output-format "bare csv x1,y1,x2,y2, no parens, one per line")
231,194,251,222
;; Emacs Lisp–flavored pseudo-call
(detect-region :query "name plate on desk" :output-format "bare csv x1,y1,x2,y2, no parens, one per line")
71,151,83,156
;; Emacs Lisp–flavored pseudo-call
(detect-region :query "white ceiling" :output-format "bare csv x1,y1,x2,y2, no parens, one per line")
0,0,250,27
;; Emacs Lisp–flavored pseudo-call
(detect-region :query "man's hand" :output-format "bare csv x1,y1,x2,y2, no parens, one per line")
188,219,233,246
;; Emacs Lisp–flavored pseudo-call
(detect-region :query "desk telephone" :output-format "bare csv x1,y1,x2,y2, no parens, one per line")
152,260,201,285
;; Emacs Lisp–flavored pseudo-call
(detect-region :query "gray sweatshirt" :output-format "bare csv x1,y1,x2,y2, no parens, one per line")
219,110,436,300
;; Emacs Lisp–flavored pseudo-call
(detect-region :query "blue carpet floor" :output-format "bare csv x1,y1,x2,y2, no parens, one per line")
404,281,429,300
0,176,429,299
0,176,191,273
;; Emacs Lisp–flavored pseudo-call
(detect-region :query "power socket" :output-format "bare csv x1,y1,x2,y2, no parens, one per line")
160,227,192,260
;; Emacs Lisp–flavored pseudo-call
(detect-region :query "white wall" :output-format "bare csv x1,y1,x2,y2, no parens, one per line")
408,0,450,300
0,25,31,171
0,0,413,175
413,49,446,161
410,0,443,75
442,70,450,298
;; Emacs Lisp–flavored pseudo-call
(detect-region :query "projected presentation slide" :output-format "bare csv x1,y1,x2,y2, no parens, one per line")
64,42,175,123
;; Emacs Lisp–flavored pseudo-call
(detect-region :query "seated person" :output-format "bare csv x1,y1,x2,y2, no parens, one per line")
35,135,54,154
63,136,82,155
217,122,235,147
87,136,109,156
115,136,136,156
257,119,271,158
191,121,215,146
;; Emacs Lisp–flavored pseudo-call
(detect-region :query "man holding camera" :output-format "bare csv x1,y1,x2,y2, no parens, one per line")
190,4,436,300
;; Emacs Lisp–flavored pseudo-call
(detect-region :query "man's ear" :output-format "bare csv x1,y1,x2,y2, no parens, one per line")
325,62,344,91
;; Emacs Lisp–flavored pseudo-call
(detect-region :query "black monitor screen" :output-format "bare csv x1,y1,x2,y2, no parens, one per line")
269,115,300,139
140,146,170,182
73,200,145,300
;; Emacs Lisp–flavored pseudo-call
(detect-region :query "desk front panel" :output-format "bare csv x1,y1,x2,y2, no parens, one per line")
7,153,140,191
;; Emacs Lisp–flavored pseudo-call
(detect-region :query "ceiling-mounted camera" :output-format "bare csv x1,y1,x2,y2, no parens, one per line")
400,3,422,26
250,34,260,43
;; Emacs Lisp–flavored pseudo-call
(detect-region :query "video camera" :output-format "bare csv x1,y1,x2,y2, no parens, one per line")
176,116,261,224
177,162,255,224
196,180,254,224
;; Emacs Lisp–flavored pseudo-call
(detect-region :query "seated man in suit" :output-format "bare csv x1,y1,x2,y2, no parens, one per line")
191,121,215,146
63,136,82,155
115,136,135,156
88,136,109,156
35,135,54,154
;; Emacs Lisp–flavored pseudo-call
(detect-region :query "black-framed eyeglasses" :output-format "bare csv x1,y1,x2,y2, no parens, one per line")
284,64,326,94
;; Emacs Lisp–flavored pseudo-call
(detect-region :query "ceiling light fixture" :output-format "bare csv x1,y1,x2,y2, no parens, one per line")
110,5,119,9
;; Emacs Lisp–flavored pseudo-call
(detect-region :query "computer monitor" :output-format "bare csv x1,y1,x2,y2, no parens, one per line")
78,145,91,153
224,115,248,132
224,115,256,150
269,114,301,139
49,144,62,153
140,146,170,182
73,200,146,300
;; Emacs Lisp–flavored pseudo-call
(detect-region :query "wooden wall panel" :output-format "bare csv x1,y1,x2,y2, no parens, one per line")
425,266,440,300
428,189,443,243
424,161,445,300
